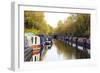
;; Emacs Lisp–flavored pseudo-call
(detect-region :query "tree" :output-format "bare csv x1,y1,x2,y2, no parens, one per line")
24,11,53,35
54,13,90,38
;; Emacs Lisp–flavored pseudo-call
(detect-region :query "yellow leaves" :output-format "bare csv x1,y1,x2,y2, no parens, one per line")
55,13,90,37
24,11,53,35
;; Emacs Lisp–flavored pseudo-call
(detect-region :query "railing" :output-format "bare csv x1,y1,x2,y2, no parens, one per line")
55,35,90,54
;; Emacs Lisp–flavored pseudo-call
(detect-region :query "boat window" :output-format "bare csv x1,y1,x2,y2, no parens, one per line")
35,37,37,44
31,37,33,44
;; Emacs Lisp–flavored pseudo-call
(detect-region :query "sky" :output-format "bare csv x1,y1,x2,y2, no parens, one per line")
44,12,71,28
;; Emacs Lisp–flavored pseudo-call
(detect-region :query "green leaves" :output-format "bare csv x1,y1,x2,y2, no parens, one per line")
24,11,90,38
24,11,53,35
54,14,90,38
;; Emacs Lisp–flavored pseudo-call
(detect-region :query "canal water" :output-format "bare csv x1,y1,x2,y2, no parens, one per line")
35,40,90,62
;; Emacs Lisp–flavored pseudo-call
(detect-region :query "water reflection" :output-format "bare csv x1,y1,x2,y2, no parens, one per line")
32,39,90,62
54,40,76,59
54,40,90,59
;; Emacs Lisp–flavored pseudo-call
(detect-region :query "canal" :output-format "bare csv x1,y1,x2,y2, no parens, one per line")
38,39,90,62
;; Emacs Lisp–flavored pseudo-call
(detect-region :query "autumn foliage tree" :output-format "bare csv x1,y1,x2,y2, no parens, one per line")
24,11,53,35
54,13,90,38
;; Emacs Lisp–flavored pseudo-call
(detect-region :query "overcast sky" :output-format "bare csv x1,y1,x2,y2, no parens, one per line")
44,12,71,28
